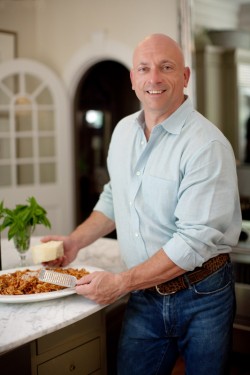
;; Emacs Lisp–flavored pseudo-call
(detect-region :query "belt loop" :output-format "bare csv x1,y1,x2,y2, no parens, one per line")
183,273,192,289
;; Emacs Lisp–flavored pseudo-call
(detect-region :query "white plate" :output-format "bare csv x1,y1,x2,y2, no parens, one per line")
0,264,101,304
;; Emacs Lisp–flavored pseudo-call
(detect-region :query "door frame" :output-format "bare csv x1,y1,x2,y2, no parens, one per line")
63,36,134,223
63,36,133,100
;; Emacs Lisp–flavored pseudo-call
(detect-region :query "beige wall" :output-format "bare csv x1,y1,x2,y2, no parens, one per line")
0,0,179,77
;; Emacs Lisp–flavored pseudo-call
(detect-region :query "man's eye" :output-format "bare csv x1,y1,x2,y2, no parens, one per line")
162,65,172,71
138,67,149,73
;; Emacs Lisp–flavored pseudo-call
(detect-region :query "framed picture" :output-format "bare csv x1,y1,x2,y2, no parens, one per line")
0,30,17,63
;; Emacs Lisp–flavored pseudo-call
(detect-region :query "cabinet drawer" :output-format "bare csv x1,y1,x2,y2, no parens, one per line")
37,338,101,375
37,313,102,354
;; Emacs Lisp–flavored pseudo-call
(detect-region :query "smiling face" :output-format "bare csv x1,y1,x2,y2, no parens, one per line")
130,34,190,124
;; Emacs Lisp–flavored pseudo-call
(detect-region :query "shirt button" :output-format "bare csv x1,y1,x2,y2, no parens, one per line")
129,201,132,206
140,141,144,146
136,171,141,176
135,232,139,237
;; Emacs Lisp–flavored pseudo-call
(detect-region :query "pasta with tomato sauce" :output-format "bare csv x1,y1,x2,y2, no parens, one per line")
0,268,89,295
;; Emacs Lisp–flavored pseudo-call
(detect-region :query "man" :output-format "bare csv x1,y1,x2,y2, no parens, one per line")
43,34,242,374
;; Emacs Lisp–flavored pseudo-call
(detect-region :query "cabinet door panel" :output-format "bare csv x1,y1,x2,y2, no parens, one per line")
37,338,101,375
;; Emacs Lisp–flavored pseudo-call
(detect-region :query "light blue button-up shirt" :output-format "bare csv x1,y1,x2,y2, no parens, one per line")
94,98,242,270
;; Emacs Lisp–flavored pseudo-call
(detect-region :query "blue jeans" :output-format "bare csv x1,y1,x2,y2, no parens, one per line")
117,261,235,375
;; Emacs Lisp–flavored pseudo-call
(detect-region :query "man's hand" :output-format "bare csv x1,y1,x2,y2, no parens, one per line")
75,271,125,305
41,235,79,267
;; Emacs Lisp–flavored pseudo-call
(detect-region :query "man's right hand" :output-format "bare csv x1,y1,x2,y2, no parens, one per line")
40,235,78,267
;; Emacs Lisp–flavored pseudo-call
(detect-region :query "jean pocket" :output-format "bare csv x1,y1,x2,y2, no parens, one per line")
130,290,143,295
130,290,146,299
192,262,233,295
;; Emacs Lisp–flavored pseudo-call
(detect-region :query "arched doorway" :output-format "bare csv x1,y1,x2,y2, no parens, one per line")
74,60,140,227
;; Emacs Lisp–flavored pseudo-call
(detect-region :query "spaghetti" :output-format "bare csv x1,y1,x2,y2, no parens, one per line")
0,267,89,295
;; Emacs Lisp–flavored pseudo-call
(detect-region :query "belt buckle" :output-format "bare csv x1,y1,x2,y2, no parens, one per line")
155,285,177,296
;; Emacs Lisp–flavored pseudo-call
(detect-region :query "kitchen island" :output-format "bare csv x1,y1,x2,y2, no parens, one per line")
0,237,127,374
2,233,250,374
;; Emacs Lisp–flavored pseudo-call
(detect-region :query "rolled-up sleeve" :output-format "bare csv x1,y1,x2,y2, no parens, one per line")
163,140,241,270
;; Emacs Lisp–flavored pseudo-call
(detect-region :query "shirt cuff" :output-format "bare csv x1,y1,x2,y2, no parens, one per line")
93,200,115,222
162,234,205,271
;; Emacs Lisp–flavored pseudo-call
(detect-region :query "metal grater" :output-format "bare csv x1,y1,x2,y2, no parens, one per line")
38,269,77,288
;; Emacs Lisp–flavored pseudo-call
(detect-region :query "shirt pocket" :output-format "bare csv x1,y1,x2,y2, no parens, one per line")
141,173,178,221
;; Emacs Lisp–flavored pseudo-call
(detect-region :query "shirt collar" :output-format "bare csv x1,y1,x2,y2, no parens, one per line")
135,96,194,135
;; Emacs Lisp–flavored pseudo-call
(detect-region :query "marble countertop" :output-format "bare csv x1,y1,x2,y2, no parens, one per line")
0,236,126,354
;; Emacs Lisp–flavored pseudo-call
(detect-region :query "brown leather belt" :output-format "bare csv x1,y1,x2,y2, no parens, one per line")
146,253,230,296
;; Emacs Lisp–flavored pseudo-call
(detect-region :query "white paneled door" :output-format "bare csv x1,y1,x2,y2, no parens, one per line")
0,59,74,236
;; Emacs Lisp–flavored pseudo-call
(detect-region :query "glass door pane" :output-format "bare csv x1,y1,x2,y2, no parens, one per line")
0,71,57,187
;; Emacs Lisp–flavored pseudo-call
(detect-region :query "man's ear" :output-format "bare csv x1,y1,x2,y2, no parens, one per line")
184,67,191,88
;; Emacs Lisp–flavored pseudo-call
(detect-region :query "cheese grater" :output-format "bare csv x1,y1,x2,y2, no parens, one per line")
38,269,77,288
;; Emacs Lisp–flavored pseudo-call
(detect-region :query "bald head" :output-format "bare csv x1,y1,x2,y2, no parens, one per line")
133,34,185,68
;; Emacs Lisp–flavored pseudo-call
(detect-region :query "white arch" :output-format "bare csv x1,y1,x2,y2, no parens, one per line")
63,36,133,99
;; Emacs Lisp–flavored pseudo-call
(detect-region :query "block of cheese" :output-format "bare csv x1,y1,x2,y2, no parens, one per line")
32,241,64,264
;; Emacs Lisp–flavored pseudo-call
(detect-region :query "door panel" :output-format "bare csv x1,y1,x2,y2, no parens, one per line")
0,59,74,236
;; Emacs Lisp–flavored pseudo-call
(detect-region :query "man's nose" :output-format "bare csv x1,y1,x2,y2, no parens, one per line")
148,68,163,84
